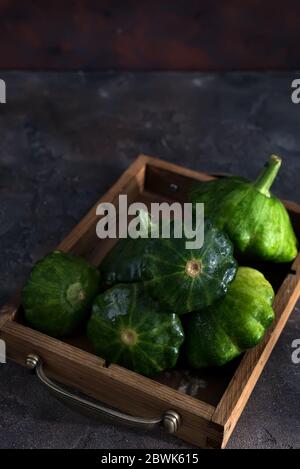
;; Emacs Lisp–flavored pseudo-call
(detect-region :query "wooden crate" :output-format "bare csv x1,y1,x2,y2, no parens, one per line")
1,155,299,448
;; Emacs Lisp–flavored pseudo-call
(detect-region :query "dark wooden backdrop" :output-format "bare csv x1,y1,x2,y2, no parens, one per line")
0,0,299,70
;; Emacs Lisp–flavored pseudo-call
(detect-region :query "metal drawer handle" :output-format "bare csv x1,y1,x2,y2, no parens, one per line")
26,354,181,434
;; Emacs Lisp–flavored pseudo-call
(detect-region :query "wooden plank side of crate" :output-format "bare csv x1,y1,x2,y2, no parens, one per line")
56,153,215,259
283,200,300,272
211,197,300,448
212,265,300,448
140,154,215,182
0,294,20,328
57,155,147,256
0,318,223,448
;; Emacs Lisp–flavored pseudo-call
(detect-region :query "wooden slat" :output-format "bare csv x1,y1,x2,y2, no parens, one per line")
212,270,300,448
0,320,221,448
0,294,20,328
141,154,215,183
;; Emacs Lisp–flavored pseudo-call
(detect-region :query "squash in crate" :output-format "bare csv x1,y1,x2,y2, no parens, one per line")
22,251,100,337
189,155,298,262
87,284,184,377
101,219,237,315
186,267,275,368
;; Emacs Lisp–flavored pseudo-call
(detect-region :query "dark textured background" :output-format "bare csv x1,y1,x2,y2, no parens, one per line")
0,0,300,70
0,71,299,449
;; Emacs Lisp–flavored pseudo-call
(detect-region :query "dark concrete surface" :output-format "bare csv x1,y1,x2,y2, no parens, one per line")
0,71,299,449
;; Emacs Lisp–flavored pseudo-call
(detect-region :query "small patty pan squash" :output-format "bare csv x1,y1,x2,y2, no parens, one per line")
87,284,184,377
189,155,298,263
101,220,237,315
186,267,275,368
22,251,100,337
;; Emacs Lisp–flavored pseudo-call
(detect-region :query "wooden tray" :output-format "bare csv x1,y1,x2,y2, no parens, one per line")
1,155,300,448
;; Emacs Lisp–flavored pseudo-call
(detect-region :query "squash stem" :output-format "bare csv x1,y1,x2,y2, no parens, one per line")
185,259,202,278
253,155,282,196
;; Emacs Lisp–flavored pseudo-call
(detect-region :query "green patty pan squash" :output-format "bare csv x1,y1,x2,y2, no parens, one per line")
189,155,298,263
87,284,184,377
101,220,237,315
186,267,275,368
22,251,100,337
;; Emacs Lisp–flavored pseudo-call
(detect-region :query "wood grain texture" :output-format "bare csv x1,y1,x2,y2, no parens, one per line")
0,155,299,449
0,320,221,448
57,155,146,258
0,293,19,328
212,270,300,447
0,1,299,70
